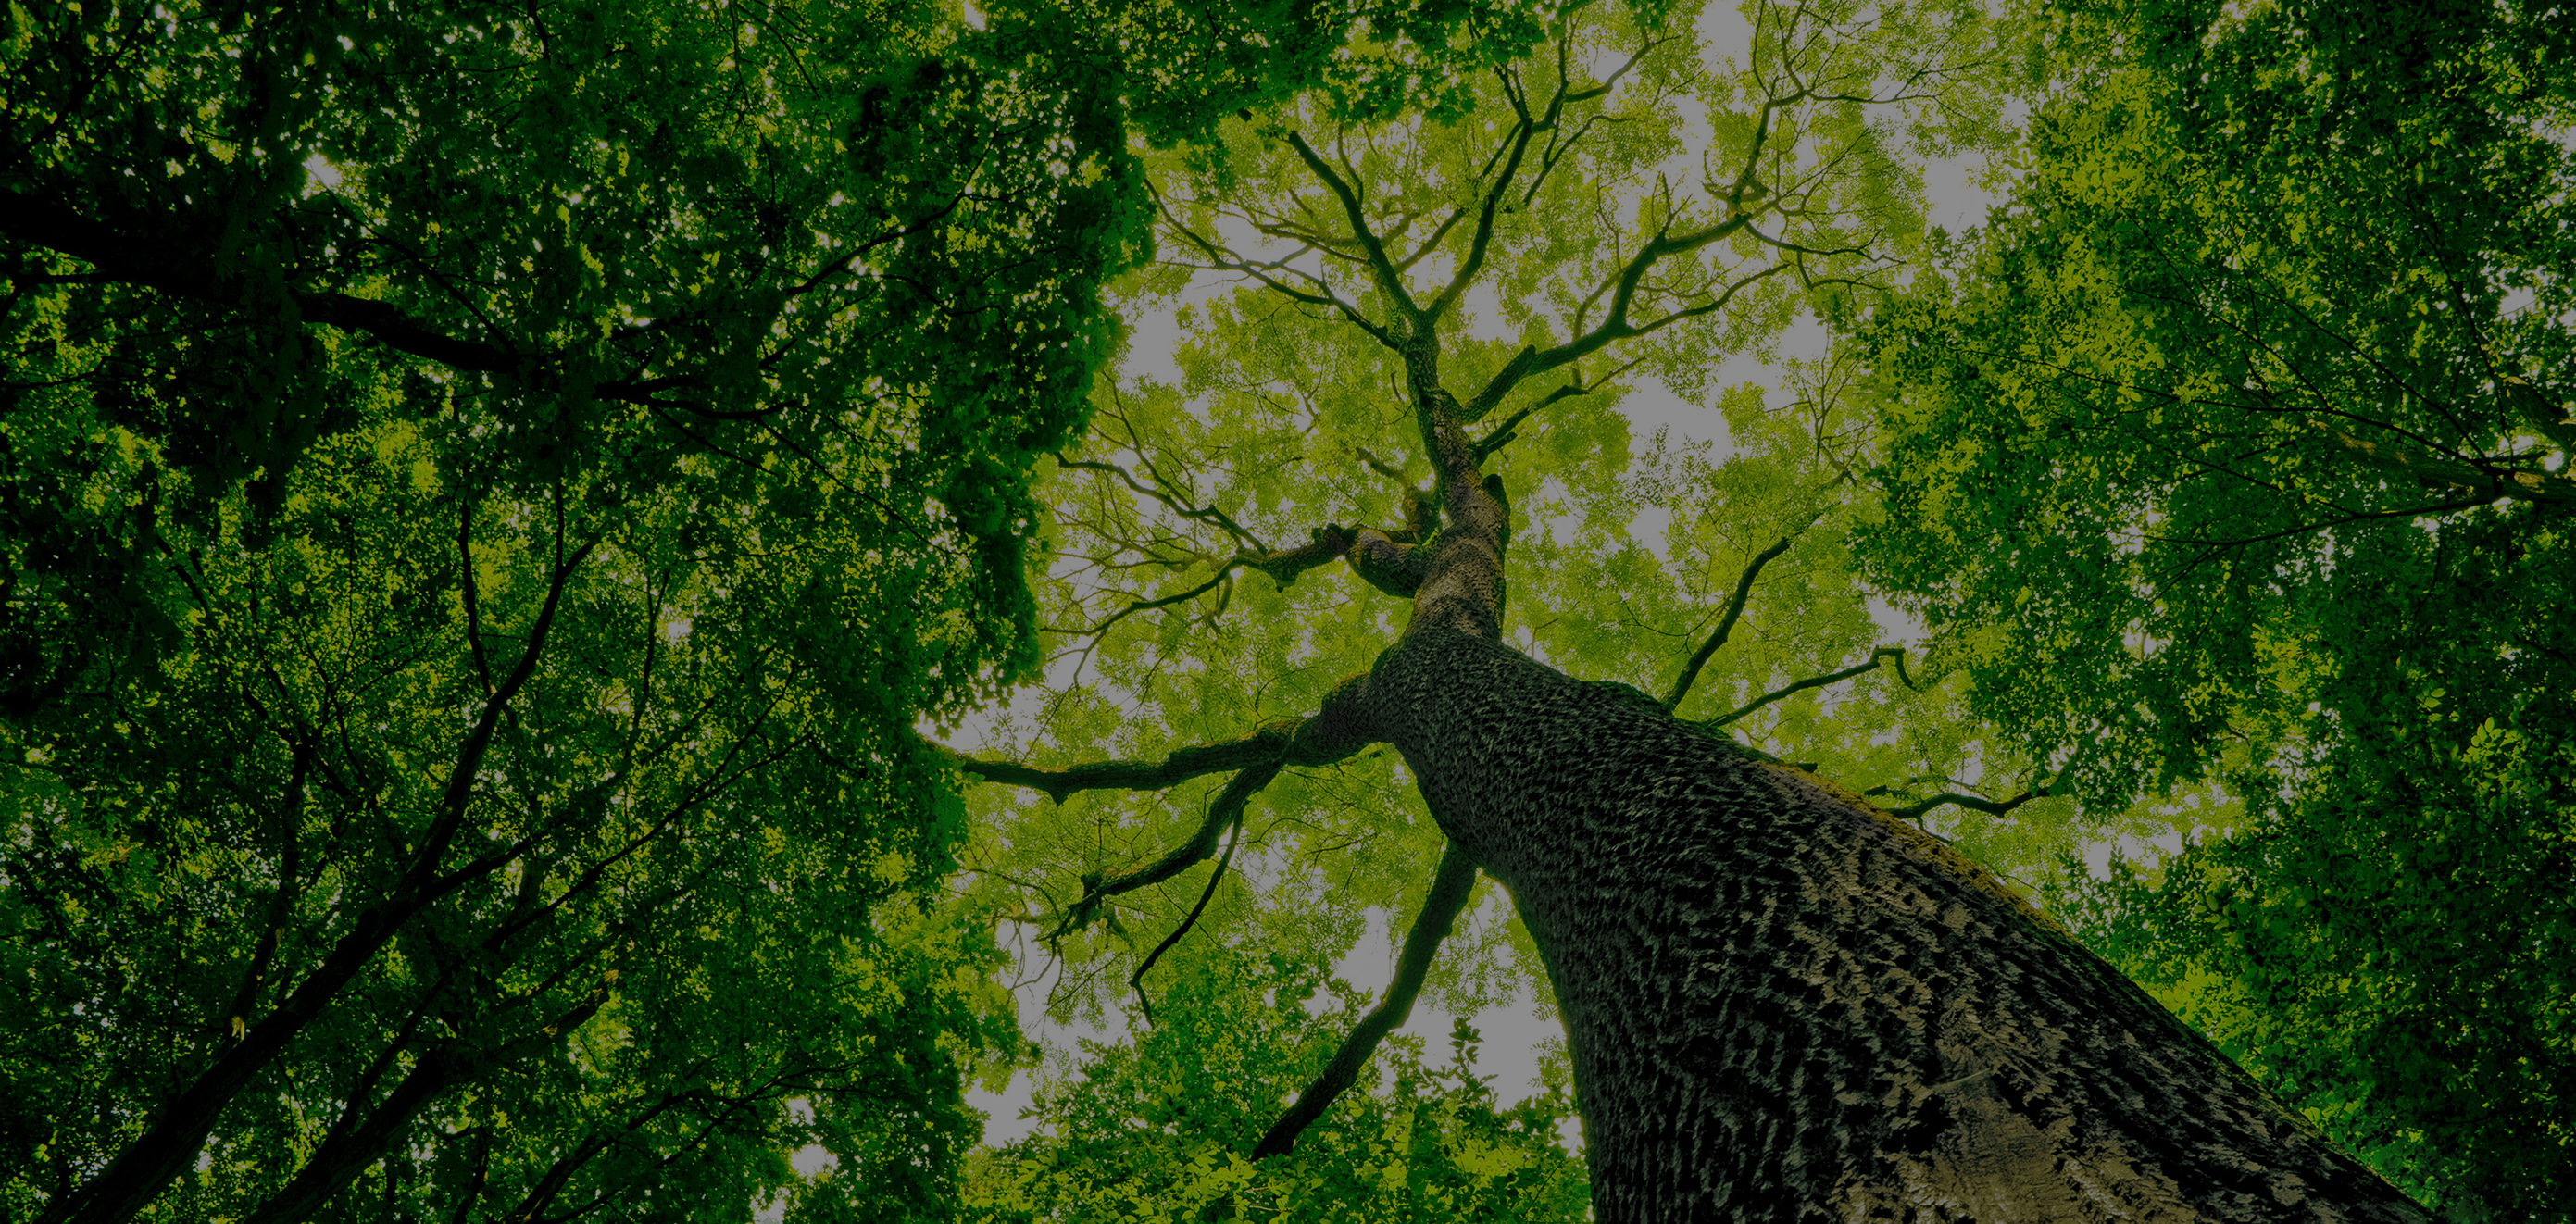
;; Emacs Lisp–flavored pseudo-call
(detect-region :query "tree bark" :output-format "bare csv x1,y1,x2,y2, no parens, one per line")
1357,623,2432,1223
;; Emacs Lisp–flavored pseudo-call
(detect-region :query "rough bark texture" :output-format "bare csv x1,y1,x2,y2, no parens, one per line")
1359,624,2432,1223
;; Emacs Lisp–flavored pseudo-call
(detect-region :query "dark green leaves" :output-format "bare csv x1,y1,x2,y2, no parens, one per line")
1858,0,2575,1207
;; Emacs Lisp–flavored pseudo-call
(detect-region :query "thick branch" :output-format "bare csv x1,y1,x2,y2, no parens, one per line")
1664,535,1795,710
1347,527,1432,598
932,720,1301,806
1882,788,2045,822
1252,841,1479,1158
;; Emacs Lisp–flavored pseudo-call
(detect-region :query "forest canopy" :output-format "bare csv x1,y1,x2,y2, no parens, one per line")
2,0,2568,1218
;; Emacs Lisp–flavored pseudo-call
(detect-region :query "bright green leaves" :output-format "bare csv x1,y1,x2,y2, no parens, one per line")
945,0,2058,1185
963,947,1588,1223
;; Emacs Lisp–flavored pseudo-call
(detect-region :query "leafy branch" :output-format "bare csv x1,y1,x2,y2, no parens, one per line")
1129,804,1249,1026
938,712,1382,947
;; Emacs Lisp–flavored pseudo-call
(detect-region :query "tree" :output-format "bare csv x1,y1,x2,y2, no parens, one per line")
0,0,1541,1218
1853,0,2574,1214
934,1,2438,1217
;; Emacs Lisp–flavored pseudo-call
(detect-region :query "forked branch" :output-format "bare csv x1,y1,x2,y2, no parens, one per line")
1252,841,1479,1158
939,704,1378,944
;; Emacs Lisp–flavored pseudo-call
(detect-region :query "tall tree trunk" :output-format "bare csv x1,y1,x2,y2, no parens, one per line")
1357,624,2432,1223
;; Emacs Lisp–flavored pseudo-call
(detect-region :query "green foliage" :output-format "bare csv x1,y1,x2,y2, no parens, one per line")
1856,0,2575,808
2052,694,2576,1218
0,362,1019,1221
2,0,1653,1217
963,946,1588,1223
1858,0,2576,1212
951,0,2082,1188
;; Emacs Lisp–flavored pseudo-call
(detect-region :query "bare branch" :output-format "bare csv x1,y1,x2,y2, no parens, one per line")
1253,841,1478,1158
1664,535,1796,710
1130,804,1249,1026
1709,646,1915,727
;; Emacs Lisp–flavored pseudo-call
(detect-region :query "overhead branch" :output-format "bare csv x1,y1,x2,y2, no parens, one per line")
0,190,923,413
1465,356,1642,463
1129,804,1249,1025
1664,534,1796,709
1880,787,2047,823
940,697,1381,946
1709,646,1915,727
1346,527,1432,598
49,534,597,1224
1058,455,1266,555
931,720,1301,806
1246,524,1383,590
2145,496,2495,550
1044,517,1423,647
1427,31,1673,331
1460,236,1782,420
1469,403,1538,465
1280,131,1419,323
1419,86,1544,328
2323,427,2576,506
1252,841,1479,1159
1159,200,1402,352
1053,562,1245,641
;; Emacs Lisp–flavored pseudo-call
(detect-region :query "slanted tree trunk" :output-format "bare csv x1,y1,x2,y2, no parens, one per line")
1280,381,2436,1222
1349,623,2430,1222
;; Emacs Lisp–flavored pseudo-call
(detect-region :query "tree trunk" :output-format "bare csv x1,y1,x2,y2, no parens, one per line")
1359,624,2432,1223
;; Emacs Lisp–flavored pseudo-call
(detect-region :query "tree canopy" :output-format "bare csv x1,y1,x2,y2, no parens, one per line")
931,0,2167,1214
1855,0,2575,1213
0,0,1560,1218
6,0,2566,1216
